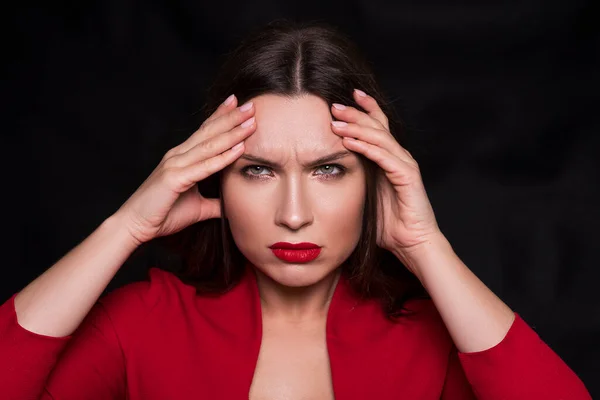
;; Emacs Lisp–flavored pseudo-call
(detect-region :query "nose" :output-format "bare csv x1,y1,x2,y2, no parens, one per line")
274,176,314,231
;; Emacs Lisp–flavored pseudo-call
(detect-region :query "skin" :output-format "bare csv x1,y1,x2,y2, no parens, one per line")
222,94,366,399
10,88,587,399
327,90,515,354
10,89,587,398
218,92,516,399
221,93,366,322
219,90,517,399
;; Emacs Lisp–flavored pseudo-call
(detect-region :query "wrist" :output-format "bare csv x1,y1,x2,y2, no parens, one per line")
392,233,455,282
103,213,144,251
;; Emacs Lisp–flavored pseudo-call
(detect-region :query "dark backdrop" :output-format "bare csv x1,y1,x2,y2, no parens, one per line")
3,0,599,396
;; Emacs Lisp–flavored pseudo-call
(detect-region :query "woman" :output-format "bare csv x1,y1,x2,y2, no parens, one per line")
0,19,591,399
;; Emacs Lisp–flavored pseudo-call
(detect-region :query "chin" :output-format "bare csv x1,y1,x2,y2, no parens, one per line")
254,261,336,288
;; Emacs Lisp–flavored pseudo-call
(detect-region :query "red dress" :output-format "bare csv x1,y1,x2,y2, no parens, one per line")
0,264,592,399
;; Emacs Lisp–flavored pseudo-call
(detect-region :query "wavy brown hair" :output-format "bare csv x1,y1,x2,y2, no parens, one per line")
158,19,430,319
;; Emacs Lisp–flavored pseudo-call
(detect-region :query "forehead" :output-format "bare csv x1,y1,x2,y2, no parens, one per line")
243,94,342,154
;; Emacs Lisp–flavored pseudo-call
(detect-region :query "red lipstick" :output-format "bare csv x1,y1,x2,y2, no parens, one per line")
269,242,321,263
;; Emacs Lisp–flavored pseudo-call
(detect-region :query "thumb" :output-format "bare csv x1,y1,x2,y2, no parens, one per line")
197,197,222,221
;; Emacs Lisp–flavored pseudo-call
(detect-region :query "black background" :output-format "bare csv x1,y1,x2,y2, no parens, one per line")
3,0,599,396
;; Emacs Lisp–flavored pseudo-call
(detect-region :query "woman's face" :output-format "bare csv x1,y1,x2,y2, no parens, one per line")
222,94,366,287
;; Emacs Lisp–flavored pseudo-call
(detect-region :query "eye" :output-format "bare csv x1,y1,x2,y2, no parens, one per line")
314,164,345,177
241,165,273,179
240,164,347,180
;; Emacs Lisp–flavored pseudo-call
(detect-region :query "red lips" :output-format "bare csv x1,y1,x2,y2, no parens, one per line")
269,242,320,249
269,242,321,263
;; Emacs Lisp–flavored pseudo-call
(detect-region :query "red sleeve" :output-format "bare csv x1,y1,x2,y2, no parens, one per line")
0,279,157,400
441,348,477,399
0,293,72,400
442,312,592,400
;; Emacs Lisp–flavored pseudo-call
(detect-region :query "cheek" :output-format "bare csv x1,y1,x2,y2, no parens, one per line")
221,176,265,239
220,176,253,266
221,170,366,246
315,183,365,239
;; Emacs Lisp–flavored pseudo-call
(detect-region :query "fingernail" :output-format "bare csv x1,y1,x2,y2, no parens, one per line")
223,94,235,106
354,89,367,97
241,116,255,128
332,103,346,110
331,120,347,128
240,101,253,112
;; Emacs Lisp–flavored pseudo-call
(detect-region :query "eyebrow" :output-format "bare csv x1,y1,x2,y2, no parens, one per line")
239,150,353,169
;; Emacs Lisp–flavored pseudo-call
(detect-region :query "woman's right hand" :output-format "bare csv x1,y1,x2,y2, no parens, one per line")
114,94,255,246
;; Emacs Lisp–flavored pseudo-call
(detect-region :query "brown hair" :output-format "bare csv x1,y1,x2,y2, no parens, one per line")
158,19,430,319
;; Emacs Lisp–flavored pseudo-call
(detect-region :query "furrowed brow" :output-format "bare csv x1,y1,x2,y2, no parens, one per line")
240,150,352,169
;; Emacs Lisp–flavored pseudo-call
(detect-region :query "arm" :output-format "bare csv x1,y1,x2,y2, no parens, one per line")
397,233,592,399
0,213,139,399
13,214,138,337
0,293,128,400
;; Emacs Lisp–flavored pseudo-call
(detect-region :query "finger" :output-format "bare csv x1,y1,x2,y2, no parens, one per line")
197,197,221,220
341,137,419,184
183,191,221,221
331,121,414,164
181,140,247,184
172,116,256,168
331,103,381,130
178,100,255,154
174,187,222,221
202,100,255,139
353,89,389,130
166,95,237,158
205,94,238,124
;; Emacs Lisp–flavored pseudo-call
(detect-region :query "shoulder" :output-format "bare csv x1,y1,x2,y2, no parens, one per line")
94,267,259,347
334,285,452,351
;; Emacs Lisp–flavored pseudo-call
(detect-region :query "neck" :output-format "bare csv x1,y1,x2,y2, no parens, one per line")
252,266,342,323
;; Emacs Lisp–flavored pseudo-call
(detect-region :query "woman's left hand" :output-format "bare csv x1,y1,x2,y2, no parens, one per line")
330,89,443,274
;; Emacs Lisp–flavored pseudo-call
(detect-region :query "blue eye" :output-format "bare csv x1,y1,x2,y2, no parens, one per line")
245,166,270,176
241,164,346,180
240,165,272,180
315,164,344,176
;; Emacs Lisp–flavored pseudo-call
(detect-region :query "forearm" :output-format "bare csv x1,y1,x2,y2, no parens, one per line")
396,234,515,353
13,213,139,338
